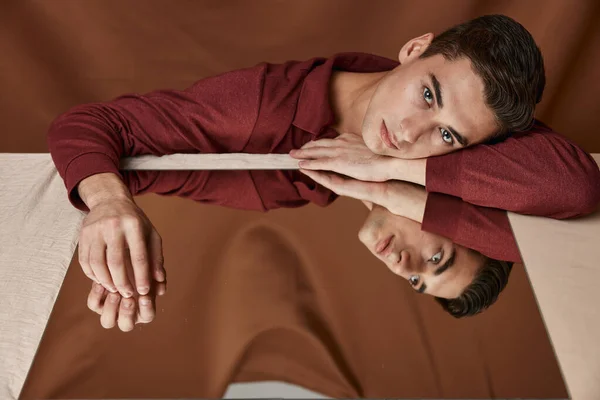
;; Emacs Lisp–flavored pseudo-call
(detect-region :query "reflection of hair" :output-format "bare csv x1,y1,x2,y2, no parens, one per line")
420,14,545,139
435,258,513,318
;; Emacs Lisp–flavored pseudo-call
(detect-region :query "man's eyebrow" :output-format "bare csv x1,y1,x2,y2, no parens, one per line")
416,250,456,294
430,73,444,108
434,248,456,276
429,73,469,147
448,126,469,147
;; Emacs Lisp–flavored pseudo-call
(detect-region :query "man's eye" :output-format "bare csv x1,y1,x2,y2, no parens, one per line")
423,87,433,105
440,128,453,145
430,251,443,264
409,275,420,286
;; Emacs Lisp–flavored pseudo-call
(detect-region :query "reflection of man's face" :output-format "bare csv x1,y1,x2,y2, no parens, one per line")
361,53,498,159
358,205,485,299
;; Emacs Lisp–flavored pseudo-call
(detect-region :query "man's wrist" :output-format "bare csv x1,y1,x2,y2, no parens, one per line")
382,181,428,223
387,158,427,186
78,172,133,209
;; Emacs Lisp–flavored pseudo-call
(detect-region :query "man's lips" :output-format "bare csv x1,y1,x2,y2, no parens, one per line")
376,235,394,254
380,121,398,150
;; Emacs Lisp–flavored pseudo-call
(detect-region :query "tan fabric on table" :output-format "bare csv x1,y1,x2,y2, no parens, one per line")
507,154,600,400
0,155,84,400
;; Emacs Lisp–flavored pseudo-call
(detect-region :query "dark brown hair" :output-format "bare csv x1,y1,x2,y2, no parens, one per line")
420,14,545,139
435,258,513,318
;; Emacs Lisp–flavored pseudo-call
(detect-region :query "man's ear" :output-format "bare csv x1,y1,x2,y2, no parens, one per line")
398,33,434,63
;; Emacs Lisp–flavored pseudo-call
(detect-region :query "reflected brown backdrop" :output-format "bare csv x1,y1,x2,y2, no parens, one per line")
20,186,562,399
2,0,599,398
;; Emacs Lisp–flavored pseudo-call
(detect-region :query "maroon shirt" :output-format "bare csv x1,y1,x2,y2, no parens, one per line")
47,53,600,263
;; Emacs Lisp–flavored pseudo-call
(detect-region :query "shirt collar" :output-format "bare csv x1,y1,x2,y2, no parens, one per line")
292,52,399,136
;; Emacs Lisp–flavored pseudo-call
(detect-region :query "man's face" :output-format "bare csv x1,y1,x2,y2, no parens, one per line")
361,48,499,159
358,204,485,299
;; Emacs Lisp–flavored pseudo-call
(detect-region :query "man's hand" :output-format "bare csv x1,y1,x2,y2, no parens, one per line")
299,168,388,204
87,281,166,332
290,133,395,182
78,196,166,298
300,169,428,223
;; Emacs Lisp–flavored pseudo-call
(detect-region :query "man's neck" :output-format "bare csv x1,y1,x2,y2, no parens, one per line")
329,70,387,135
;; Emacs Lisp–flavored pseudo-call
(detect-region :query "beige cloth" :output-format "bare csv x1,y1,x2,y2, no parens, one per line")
508,154,600,400
0,154,84,400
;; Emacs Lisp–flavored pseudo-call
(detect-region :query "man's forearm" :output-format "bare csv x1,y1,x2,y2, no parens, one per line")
388,158,427,186
382,181,428,223
78,173,134,209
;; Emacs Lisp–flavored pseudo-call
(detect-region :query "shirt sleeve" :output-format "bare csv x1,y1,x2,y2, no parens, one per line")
117,169,338,212
422,193,522,263
47,65,266,212
425,120,600,219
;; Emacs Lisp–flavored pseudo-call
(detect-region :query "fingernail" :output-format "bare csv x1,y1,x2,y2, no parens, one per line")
108,286,117,293
110,294,119,303
123,301,133,308
138,286,149,295
156,269,166,282
123,291,133,298
140,298,151,306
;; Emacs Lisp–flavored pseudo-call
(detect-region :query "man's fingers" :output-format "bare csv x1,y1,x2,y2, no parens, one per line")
93,281,166,329
156,281,167,296
117,297,136,332
149,230,166,283
291,146,341,159
297,157,340,172
299,169,338,190
137,281,166,324
300,169,384,202
292,135,356,154
100,293,120,329
296,139,338,150
105,229,135,298
292,147,337,159
89,238,117,293
87,282,107,314
136,295,156,324
136,280,167,324
123,220,151,295
77,238,97,283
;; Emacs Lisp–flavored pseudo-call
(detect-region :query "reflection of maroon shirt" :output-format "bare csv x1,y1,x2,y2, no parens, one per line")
47,53,600,263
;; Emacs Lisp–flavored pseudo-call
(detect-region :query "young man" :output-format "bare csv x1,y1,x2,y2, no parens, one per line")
47,15,599,328
86,175,512,331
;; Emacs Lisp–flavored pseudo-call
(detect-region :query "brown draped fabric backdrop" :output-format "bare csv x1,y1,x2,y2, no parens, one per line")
1,0,598,398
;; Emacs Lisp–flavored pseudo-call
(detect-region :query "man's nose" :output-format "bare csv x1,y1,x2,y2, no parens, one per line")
390,250,423,276
400,116,430,143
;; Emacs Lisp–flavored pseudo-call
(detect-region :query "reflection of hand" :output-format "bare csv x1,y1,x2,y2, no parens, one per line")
300,169,427,223
290,133,394,182
87,281,166,332
299,168,387,204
